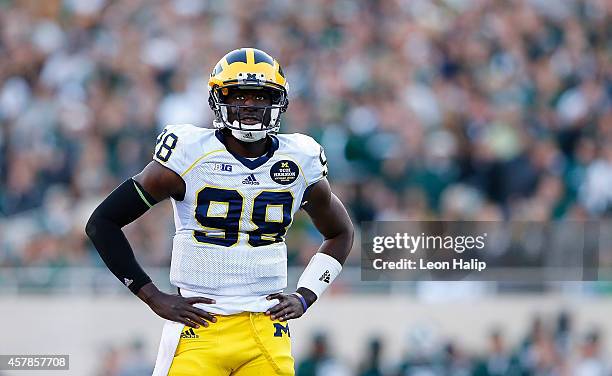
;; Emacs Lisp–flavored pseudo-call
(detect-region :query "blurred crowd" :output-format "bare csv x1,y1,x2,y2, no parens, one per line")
296,315,609,376
0,0,611,270
94,311,610,376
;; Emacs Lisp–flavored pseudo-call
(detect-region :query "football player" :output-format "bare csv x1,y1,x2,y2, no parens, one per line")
86,48,354,376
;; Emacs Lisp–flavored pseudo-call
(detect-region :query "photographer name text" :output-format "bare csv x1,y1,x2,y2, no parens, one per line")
372,258,487,272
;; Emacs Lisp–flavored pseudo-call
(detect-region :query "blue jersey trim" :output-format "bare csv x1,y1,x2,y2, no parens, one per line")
214,130,279,170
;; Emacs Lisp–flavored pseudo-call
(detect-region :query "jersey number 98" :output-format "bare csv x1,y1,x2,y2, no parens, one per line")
194,187,293,247
155,129,178,162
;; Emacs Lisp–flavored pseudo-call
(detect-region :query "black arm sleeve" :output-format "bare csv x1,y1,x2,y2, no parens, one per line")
85,179,158,294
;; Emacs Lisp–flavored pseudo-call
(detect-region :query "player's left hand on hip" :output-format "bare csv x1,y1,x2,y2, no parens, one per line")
265,293,304,321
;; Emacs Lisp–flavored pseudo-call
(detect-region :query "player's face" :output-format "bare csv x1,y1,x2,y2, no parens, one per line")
225,88,272,126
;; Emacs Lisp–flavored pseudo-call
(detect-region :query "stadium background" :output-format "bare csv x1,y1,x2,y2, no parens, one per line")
0,0,610,375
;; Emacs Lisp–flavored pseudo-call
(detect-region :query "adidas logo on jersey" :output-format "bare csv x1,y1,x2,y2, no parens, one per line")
242,174,260,185
319,270,331,283
123,278,133,287
180,328,199,339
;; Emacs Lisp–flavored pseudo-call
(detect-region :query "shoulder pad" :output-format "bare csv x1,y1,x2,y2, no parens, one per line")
153,124,214,176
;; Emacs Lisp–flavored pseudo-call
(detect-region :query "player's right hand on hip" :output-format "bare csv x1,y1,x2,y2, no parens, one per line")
145,290,217,328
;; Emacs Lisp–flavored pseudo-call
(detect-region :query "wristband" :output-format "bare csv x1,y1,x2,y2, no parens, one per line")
292,292,308,312
297,253,342,299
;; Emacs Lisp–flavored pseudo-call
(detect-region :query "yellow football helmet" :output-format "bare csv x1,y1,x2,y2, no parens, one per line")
208,48,289,140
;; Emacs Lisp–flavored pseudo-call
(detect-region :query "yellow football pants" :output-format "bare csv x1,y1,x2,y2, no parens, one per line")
168,312,294,376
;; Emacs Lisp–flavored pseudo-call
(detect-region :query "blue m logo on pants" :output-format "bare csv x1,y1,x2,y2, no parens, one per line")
273,323,290,338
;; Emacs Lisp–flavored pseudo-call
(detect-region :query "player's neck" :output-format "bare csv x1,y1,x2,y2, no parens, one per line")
222,129,269,158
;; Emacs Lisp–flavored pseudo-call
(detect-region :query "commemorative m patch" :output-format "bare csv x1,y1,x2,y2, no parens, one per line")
270,160,299,185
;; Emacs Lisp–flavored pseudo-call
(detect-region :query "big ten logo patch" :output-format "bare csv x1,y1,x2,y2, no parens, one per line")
273,323,290,338
270,160,299,185
212,163,233,172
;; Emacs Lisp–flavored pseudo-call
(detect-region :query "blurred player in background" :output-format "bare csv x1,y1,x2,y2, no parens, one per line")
86,48,354,375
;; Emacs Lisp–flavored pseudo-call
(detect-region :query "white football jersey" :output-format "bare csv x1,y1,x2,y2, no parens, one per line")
152,124,327,313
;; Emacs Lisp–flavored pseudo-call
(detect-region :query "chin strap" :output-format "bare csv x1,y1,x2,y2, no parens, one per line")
230,120,268,142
